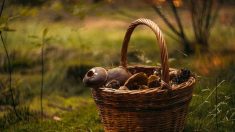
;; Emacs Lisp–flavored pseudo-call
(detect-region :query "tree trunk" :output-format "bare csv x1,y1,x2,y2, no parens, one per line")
182,39,195,55
197,39,209,53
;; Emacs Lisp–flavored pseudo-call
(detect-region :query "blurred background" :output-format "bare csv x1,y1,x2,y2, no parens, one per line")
0,0,234,131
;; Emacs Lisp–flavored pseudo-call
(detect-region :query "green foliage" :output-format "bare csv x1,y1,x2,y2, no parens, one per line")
186,79,235,131
0,50,40,73
11,0,46,6
65,64,95,83
0,79,20,106
0,107,39,130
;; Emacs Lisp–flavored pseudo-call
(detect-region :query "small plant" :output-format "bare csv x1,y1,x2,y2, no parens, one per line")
28,28,50,120
40,28,48,120
0,0,19,118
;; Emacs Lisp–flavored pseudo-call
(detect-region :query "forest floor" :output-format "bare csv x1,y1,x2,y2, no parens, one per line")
0,2,235,131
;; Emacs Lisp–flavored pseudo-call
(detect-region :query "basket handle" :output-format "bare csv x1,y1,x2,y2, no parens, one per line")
120,18,170,85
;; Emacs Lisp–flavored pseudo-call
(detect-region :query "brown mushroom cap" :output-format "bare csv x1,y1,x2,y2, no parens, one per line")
148,75,161,88
107,67,132,86
124,72,148,90
105,80,120,89
169,70,180,80
83,67,108,88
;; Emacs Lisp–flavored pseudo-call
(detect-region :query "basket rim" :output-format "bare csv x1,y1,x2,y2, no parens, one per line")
97,66,196,95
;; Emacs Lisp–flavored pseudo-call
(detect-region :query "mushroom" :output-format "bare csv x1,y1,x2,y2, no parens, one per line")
106,66,132,86
148,75,161,88
83,67,108,88
171,69,191,84
83,66,132,89
124,72,148,90
169,70,180,80
105,80,120,89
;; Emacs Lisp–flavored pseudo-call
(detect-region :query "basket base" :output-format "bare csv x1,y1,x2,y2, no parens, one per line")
98,104,189,132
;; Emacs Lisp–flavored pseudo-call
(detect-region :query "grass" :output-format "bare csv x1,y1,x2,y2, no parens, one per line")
1,96,103,132
0,4,235,131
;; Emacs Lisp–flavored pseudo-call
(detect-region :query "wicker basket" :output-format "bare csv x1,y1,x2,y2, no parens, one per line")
91,18,196,132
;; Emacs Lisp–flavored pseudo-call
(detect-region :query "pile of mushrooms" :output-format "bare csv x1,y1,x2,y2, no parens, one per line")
83,67,191,90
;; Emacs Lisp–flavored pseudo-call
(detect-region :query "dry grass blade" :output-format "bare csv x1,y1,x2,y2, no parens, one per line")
189,80,225,115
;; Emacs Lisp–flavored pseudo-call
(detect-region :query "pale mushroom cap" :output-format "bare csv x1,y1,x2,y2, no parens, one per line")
83,67,108,87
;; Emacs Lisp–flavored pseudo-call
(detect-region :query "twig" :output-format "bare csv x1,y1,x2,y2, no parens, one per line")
168,0,187,42
40,28,48,120
41,40,44,120
151,3,193,53
161,28,181,43
205,0,213,31
151,4,181,37
207,0,223,37
215,78,218,131
189,0,199,40
40,30,46,120
0,0,5,17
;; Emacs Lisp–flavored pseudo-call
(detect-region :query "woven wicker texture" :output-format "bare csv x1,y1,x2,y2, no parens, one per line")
91,18,196,132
